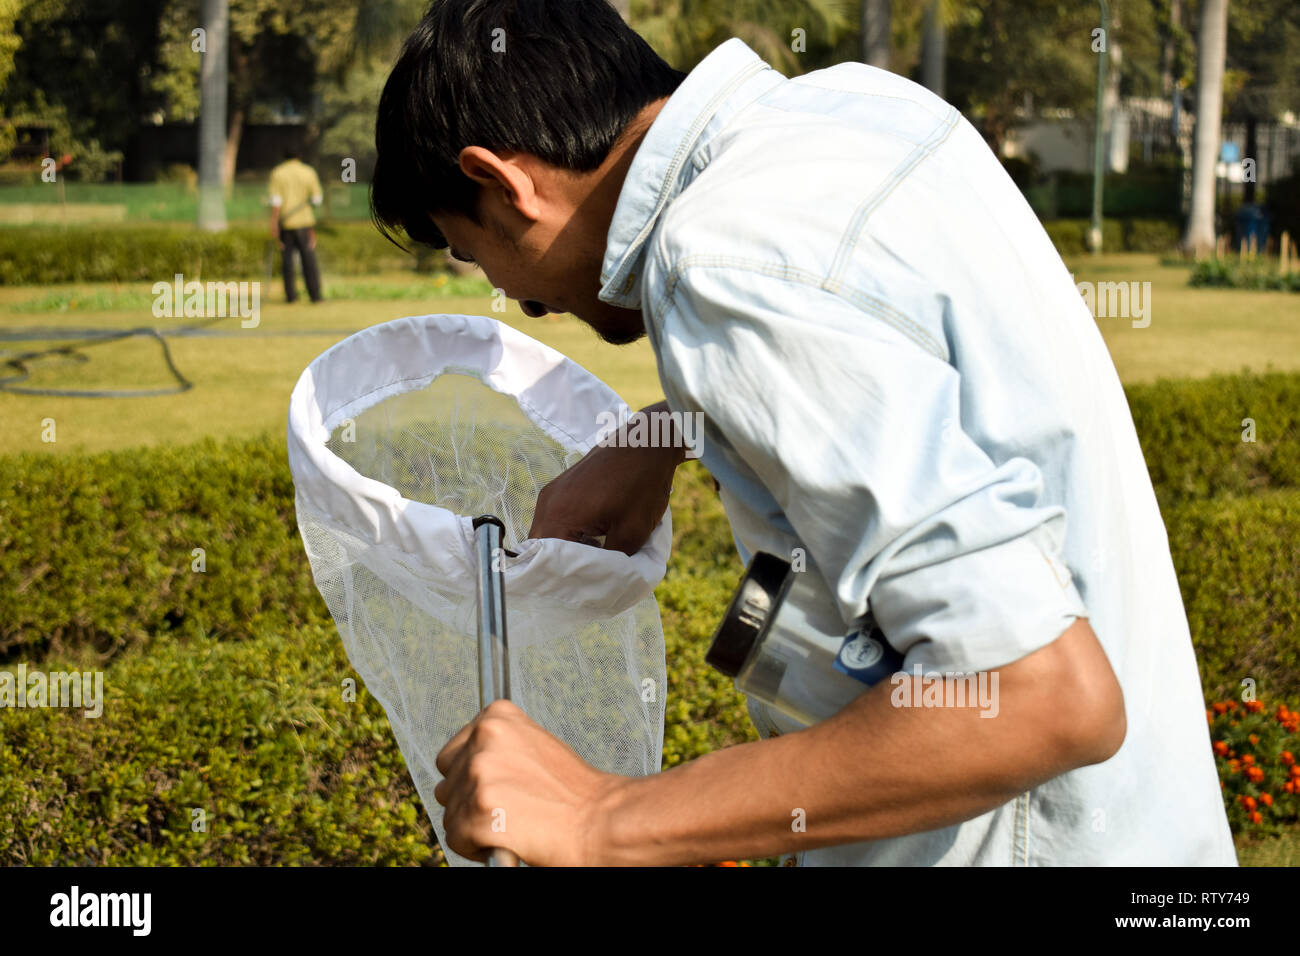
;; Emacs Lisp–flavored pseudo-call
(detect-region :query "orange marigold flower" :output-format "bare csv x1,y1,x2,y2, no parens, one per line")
1213,741,1229,756
1260,793,1274,807
1285,781,1296,794
1250,811,1263,824
1249,734,1260,745
1291,764,1300,778
1246,700,1264,714
1242,796,1257,810
1248,767,1266,783
1213,702,1229,714
1281,751,1295,766
1227,701,1238,711
1242,755,1255,766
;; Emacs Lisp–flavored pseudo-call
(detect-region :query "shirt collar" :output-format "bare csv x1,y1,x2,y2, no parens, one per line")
598,38,784,309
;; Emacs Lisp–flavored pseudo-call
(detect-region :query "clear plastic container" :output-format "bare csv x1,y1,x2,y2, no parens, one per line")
706,551,904,727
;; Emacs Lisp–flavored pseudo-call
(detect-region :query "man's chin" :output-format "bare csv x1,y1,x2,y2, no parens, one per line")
577,308,646,346
597,325,647,346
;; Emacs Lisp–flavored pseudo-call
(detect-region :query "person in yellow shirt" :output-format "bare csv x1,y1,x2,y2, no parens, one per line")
269,150,324,303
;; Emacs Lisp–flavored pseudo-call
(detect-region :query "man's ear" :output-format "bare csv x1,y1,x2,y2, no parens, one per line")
457,146,541,221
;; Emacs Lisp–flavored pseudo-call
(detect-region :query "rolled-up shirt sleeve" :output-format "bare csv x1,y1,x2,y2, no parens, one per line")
654,264,1087,674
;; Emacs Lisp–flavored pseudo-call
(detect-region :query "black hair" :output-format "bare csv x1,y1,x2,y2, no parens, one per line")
370,0,686,250
284,148,300,160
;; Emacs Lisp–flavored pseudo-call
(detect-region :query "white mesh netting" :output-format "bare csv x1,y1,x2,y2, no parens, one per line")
286,313,670,867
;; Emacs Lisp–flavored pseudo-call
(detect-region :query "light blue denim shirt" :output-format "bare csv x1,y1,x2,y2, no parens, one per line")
600,38,1236,866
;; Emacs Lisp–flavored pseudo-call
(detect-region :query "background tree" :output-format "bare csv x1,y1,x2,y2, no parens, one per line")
634,0,857,77
862,0,890,68
920,0,945,96
0,0,169,179
943,0,1095,157
1182,0,1229,255
197,0,227,229
0,0,22,157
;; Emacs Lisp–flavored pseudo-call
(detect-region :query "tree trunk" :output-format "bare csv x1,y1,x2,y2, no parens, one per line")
197,0,228,231
1181,0,1228,257
921,0,945,98
222,103,243,189
861,0,890,70
1160,0,1180,98
1105,9,1127,173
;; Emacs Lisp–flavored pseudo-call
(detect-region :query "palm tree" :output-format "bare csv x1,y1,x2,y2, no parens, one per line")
197,0,228,231
1181,0,1229,257
861,0,890,68
921,0,945,96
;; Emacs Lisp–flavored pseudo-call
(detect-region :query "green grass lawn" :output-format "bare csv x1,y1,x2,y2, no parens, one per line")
2,253,1297,455
1063,253,1300,384
0,271,664,455
1236,832,1300,866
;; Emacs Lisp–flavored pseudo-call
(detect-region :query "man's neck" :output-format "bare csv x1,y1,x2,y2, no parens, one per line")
574,97,670,256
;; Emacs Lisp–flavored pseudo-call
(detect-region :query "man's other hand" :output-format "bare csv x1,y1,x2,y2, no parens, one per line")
529,401,686,556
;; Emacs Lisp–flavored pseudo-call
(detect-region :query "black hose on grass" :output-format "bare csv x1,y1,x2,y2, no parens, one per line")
0,316,229,398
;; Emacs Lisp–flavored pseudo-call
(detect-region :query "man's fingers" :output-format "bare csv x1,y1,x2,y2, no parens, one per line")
528,510,607,545
436,717,476,777
603,524,647,557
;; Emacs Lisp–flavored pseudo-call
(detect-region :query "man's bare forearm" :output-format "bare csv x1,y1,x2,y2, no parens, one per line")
590,617,1123,865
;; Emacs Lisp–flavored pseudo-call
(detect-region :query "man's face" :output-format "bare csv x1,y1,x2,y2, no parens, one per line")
428,148,647,346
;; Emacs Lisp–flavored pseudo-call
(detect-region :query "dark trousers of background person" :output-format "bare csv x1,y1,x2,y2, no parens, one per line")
280,228,322,303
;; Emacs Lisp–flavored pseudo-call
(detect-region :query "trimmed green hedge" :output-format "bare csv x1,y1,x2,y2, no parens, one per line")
657,461,755,766
0,435,328,660
1167,489,1300,703
1125,371,1300,511
1190,258,1300,292
1042,217,1182,256
0,222,436,285
0,217,1181,285
2,371,1298,862
0,624,441,865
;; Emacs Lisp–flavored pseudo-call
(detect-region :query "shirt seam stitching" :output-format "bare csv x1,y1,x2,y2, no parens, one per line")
826,106,960,287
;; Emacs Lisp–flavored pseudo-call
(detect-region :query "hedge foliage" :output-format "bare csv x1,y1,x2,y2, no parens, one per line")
0,624,440,865
0,217,1180,285
1125,370,1300,511
0,222,437,285
1168,490,1300,702
1042,217,1182,256
2,370,1297,862
1190,258,1300,292
0,435,328,660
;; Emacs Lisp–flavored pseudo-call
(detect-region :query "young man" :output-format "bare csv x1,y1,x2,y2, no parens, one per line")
370,0,1236,866
269,149,324,303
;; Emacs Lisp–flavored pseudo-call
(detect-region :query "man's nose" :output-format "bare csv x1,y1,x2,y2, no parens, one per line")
520,300,549,318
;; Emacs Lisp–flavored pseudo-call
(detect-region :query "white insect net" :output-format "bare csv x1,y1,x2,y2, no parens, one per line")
287,313,669,866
